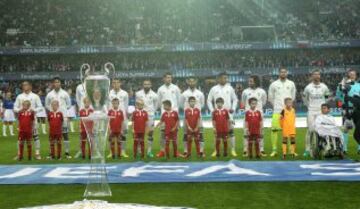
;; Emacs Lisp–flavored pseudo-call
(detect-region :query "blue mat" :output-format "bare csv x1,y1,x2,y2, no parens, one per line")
0,160,359,184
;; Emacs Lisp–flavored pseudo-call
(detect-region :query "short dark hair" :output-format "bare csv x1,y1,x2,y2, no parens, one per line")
218,72,227,77
321,103,330,109
248,97,258,104
311,69,321,74
162,100,172,107
22,80,32,86
163,72,172,78
284,97,292,103
215,97,224,104
188,96,196,102
52,77,61,82
279,67,287,72
249,75,260,87
112,98,120,102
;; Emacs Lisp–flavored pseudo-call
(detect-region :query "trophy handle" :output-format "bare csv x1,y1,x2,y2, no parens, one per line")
80,63,91,86
104,62,115,79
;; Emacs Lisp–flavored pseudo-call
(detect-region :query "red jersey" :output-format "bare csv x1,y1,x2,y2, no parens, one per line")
161,111,179,134
212,108,229,133
79,108,94,133
245,110,262,135
132,109,148,134
185,107,201,130
48,111,63,135
108,109,124,133
18,110,35,133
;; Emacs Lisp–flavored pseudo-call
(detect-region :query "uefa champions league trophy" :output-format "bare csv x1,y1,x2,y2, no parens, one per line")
80,62,114,197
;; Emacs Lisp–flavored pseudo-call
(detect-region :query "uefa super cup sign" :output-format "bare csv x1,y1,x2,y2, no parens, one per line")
80,63,114,197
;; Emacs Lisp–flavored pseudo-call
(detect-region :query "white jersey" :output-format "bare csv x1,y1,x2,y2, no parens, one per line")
268,79,296,113
13,92,43,113
135,89,158,116
75,83,86,108
157,83,181,112
241,87,267,111
207,83,238,113
109,89,129,114
45,89,71,115
181,88,205,110
303,82,330,113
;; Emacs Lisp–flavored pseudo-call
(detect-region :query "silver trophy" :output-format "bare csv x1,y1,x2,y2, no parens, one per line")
80,63,114,197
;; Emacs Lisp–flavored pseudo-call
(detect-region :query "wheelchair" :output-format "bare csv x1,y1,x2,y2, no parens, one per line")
309,132,345,160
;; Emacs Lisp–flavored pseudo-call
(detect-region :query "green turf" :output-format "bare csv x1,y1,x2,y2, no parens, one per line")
1,121,360,209
1,182,360,209
1,121,360,164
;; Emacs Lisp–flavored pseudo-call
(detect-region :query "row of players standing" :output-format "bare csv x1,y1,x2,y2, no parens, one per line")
4,67,356,160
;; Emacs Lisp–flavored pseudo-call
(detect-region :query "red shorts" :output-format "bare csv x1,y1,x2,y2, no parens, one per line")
248,134,260,141
216,132,228,139
134,133,145,140
109,132,121,139
50,134,62,140
187,131,199,138
81,132,87,139
18,132,32,141
165,132,177,141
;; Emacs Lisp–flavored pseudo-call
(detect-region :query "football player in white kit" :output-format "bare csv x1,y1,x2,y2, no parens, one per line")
207,72,238,157
135,79,158,158
109,78,129,158
13,81,44,160
45,77,72,159
268,68,296,157
75,82,86,109
303,69,330,157
73,82,86,158
241,75,267,157
36,89,47,135
66,88,77,133
180,77,205,157
156,72,182,158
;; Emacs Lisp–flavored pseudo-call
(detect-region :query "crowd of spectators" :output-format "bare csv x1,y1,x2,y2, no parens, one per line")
0,0,359,47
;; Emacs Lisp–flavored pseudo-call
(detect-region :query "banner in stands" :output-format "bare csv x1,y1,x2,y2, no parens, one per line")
0,40,359,55
0,66,357,80
0,160,359,184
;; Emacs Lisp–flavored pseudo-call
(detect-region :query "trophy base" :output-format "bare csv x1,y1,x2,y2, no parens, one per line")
19,199,197,209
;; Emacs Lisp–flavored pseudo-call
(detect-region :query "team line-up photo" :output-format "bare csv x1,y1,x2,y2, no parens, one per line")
2,68,359,161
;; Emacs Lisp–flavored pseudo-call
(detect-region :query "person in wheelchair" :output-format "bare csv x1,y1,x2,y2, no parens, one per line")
313,103,345,159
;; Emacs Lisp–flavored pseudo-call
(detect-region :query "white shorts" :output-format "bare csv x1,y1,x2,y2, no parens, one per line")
122,119,129,132
3,109,15,122
128,106,135,114
66,106,77,118
307,112,320,132
36,107,47,118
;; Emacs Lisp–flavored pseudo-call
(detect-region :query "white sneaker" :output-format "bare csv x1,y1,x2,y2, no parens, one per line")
35,154,42,160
